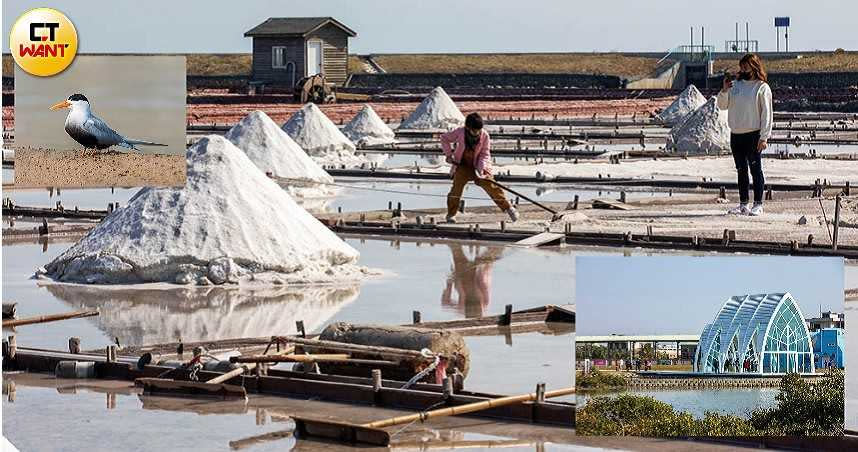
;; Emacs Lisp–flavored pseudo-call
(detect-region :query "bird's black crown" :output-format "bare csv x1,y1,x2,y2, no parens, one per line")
68,93,88,102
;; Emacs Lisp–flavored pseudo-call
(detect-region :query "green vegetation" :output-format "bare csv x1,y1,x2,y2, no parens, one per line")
576,369,628,390
748,369,844,436
578,370,845,437
5,50,858,79
368,53,661,78
714,50,858,74
577,394,758,436
184,54,250,76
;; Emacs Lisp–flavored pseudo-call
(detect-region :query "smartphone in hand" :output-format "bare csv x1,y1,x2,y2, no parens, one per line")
723,72,735,90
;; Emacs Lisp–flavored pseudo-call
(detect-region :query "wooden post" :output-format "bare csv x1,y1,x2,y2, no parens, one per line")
296,320,306,338
371,369,382,392
833,194,841,251
443,377,454,398
7,335,16,360
68,337,81,354
499,304,513,326
412,311,421,324
106,345,117,363
535,383,546,403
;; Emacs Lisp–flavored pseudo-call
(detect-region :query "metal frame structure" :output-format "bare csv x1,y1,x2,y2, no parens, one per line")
694,293,816,375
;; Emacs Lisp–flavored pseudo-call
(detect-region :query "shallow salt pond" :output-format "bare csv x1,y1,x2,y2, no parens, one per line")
2,180,670,217
3,235,581,450
2,373,581,452
3,237,578,396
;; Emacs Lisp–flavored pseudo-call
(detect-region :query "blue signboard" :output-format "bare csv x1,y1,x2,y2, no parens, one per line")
775,17,790,27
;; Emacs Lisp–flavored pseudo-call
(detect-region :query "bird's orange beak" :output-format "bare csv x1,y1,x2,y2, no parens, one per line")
50,99,71,110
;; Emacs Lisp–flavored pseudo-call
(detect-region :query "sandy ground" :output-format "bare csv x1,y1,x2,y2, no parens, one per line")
12,149,186,188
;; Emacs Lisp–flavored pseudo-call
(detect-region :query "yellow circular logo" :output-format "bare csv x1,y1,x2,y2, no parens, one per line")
9,8,78,77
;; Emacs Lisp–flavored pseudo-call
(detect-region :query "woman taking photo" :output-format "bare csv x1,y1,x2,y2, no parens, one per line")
717,53,773,216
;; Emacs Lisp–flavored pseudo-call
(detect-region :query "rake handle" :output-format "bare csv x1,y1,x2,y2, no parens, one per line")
482,178,559,216
364,387,574,429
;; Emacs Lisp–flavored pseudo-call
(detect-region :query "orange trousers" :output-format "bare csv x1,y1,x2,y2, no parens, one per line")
446,165,511,217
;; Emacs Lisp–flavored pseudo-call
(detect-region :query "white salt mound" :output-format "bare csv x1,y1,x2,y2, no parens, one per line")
43,135,367,285
282,103,361,166
225,110,336,197
398,87,465,130
656,85,707,126
666,97,730,154
342,104,396,146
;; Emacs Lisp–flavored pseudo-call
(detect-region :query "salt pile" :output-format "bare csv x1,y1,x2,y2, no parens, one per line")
398,86,465,130
282,103,360,166
225,110,336,197
666,97,730,154
656,84,707,126
342,104,396,146
41,135,368,285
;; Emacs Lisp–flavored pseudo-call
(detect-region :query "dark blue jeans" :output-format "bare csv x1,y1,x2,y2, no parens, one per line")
730,131,765,204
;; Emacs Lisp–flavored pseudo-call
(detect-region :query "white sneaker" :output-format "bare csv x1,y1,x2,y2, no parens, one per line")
506,207,520,222
749,203,763,216
445,215,457,224
727,203,749,215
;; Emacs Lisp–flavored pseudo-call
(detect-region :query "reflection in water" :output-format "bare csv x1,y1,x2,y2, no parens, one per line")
41,283,360,347
441,245,504,318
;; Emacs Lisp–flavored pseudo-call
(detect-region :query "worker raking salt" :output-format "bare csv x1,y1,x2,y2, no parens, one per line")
441,113,518,223
717,53,773,217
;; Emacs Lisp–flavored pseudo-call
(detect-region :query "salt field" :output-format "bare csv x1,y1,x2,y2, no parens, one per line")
3,6,858,447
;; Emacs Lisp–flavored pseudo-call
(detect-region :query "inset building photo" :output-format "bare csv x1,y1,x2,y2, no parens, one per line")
575,256,846,437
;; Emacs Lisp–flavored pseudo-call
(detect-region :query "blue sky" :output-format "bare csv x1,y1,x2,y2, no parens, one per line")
576,256,844,336
4,1,857,54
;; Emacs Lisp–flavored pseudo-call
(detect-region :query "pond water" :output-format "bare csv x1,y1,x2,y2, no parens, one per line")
2,236,575,397
576,387,779,419
2,181,667,217
2,233,581,451
2,374,581,452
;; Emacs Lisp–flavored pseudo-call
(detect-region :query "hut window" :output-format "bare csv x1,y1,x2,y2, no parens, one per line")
272,46,288,68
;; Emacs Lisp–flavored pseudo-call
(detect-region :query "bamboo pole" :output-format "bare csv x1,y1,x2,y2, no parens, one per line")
364,387,574,429
232,353,347,363
206,364,254,385
3,310,98,328
272,336,433,361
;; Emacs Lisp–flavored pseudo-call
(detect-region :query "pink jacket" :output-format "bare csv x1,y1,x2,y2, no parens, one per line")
440,127,492,176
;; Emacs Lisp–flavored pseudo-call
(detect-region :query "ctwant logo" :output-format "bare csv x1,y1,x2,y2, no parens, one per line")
10,8,78,76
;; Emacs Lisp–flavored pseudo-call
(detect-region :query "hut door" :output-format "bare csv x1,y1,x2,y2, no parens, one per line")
307,41,322,76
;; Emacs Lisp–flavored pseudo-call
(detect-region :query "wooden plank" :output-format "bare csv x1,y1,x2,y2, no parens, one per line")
515,232,564,247
591,198,636,210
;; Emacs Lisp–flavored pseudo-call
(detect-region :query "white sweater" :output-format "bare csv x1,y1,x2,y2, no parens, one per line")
716,80,773,141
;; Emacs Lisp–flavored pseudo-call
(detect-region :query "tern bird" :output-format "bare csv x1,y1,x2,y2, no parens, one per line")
50,94,167,151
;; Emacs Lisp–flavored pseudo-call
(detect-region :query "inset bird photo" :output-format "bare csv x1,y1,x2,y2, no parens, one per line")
12,55,186,188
